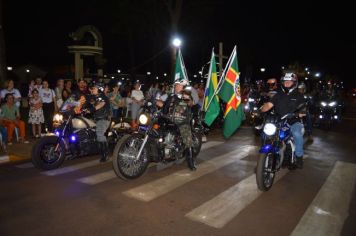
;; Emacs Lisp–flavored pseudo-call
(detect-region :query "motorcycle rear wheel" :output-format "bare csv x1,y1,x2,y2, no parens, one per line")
112,134,150,180
256,152,275,191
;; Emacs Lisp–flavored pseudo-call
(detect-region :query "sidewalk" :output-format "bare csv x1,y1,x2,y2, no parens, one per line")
0,140,34,165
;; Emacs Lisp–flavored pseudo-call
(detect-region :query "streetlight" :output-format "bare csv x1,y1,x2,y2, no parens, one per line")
7,66,13,71
156,76,159,80
117,69,121,73
193,75,197,78
111,76,115,79
26,69,30,73
163,73,167,77
305,67,309,71
260,68,266,72
172,37,182,48
315,72,321,77
147,72,151,75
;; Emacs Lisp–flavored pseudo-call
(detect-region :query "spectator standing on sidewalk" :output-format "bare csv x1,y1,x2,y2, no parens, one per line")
55,79,64,108
39,80,57,133
0,80,22,107
28,89,44,138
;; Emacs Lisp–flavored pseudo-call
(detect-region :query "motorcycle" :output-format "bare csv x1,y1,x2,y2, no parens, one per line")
112,102,202,180
256,104,305,191
31,95,123,170
314,96,341,129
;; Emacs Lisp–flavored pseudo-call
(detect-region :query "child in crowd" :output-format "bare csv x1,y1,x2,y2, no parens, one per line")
28,89,44,138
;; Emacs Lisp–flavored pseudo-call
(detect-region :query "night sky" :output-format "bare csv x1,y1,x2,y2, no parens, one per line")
3,0,356,86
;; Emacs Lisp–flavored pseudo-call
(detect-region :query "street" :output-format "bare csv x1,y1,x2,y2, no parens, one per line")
1,99,356,236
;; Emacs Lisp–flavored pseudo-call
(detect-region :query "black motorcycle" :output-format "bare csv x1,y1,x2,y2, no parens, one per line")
32,95,122,170
112,104,202,180
314,96,341,129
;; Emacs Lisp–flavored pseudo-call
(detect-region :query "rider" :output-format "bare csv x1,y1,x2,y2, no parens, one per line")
266,78,278,99
156,79,196,171
87,81,111,162
260,72,306,169
298,82,313,142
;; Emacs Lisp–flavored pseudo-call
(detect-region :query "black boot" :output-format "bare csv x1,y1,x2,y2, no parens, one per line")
186,147,197,171
99,142,109,162
296,156,303,169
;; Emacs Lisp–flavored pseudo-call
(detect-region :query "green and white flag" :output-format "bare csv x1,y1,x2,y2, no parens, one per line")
174,48,189,85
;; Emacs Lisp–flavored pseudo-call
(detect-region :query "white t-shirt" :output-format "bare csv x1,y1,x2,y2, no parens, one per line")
39,88,55,103
1,88,22,107
131,90,144,101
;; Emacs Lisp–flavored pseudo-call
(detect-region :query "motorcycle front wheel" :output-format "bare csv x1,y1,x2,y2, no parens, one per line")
32,136,66,170
256,152,275,191
112,134,150,180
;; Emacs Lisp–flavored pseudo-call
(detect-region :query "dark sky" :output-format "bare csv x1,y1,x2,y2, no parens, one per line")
3,0,356,85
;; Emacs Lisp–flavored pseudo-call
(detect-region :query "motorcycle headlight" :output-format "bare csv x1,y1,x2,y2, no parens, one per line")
53,113,64,125
320,101,327,107
263,123,277,136
248,98,255,102
138,113,150,125
328,101,337,107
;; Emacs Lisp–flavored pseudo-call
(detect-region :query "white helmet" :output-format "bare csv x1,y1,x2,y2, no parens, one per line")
281,72,298,93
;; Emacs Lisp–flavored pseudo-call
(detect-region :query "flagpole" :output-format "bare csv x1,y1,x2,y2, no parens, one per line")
201,48,214,112
205,46,236,109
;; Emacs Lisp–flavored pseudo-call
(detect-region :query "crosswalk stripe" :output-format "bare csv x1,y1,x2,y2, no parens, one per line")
76,141,224,185
185,169,289,228
77,171,117,185
291,161,356,236
123,145,254,202
186,156,310,228
16,162,34,168
41,160,100,176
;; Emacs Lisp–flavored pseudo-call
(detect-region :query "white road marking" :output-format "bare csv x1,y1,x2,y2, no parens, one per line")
186,156,309,228
41,160,100,176
77,171,117,185
185,169,289,228
76,141,224,185
291,161,356,236
123,145,254,202
0,155,9,164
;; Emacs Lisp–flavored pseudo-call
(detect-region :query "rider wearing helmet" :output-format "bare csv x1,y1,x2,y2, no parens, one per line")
298,81,313,141
156,78,196,171
88,81,111,162
260,72,306,168
266,78,278,98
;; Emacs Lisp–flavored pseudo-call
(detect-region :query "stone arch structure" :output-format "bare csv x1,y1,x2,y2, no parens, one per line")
68,25,105,80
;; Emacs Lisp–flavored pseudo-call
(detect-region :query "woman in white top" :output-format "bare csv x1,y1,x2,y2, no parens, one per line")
0,80,22,107
39,80,57,132
130,82,144,128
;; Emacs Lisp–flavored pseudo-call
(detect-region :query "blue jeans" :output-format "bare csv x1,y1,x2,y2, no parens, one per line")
290,122,304,157
0,126,7,143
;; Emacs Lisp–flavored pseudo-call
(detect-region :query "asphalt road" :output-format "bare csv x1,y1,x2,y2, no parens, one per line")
1,99,356,236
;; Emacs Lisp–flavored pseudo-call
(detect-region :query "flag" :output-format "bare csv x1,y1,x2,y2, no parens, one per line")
218,46,245,138
203,50,220,126
173,48,189,85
